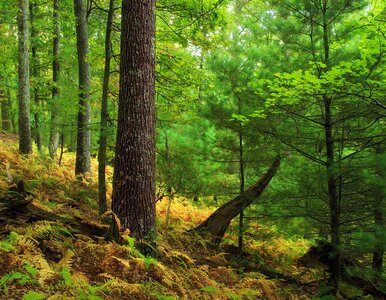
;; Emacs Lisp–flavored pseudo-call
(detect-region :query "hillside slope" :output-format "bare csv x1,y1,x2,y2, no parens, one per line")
0,132,317,299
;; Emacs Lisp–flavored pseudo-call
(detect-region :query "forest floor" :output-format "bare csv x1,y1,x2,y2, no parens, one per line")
0,132,369,299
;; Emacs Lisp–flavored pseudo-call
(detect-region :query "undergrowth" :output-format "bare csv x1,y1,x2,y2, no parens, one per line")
0,133,322,299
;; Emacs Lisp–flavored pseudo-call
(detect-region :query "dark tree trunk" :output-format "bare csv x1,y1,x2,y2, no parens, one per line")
237,100,245,254
112,0,156,241
8,88,17,134
1,86,11,131
98,0,114,215
322,0,340,294
372,145,384,273
193,157,280,244
49,0,61,160
30,1,42,152
17,0,32,154
74,0,91,176
373,204,384,273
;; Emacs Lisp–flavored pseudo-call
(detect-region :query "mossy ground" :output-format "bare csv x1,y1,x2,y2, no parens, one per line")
0,132,324,299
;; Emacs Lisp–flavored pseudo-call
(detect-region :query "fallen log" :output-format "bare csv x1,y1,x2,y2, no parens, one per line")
192,156,281,244
297,240,386,299
0,180,56,225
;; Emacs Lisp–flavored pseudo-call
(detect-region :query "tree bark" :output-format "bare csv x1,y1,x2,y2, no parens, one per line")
193,156,281,244
1,86,11,131
112,0,156,241
49,0,61,160
74,0,91,176
30,1,42,152
98,0,114,215
321,0,340,294
372,145,384,273
17,0,32,154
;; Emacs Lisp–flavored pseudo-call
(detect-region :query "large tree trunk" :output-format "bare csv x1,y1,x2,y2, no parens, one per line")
49,0,61,160
193,156,281,244
74,0,91,176
98,0,114,215
17,0,32,154
112,0,156,241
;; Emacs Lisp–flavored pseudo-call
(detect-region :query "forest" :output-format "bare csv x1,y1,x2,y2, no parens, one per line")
0,0,385,299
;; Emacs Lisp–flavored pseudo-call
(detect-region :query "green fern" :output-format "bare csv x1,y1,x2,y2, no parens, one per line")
0,271,31,288
0,231,20,252
24,263,39,279
60,268,73,286
22,291,45,300
143,255,157,271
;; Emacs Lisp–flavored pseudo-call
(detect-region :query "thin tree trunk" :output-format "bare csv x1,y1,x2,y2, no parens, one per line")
98,0,114,214
373,203,384,273
372,145,384,273
49,0,61,160
7,88,17,133
322,0,340,294
164,131,173,236
111,0,156,242
74,0,91,176
29,1,42,152
17,0,32,154
238,99,245,254
1,86,11,131
193,156,280,244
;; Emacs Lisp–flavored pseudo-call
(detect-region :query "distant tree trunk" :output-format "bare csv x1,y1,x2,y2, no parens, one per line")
373,203,384,273
372,145,384,273
237,99,245,254
49,0,61,160
1,86,11,131
17,0,32,154
193,157,280,244
98,0,114,214
112,0,156,242
30,1,42,152
74,0,91,176
8,88,17,133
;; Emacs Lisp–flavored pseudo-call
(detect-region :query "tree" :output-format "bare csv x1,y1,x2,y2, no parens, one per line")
112,0,156,241
194,156,281,244
49,0,61,160
74,0,91,176
17,0,32,154
263,0,383,294
29,1,42,152
98,0,114,214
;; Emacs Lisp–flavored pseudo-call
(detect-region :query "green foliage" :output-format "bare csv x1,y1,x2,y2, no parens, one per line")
60,268,73,286
22,291,45,300
200,285,220,294
0,232,20,252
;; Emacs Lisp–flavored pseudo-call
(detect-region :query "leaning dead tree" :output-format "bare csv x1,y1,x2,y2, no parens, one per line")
193,156,281,244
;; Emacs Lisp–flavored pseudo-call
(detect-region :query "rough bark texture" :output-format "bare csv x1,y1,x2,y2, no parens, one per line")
17,0,32,154
98,0,114,215
49,0,61,160
194,157,281,244
74,0,91,176
112,0,156,240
